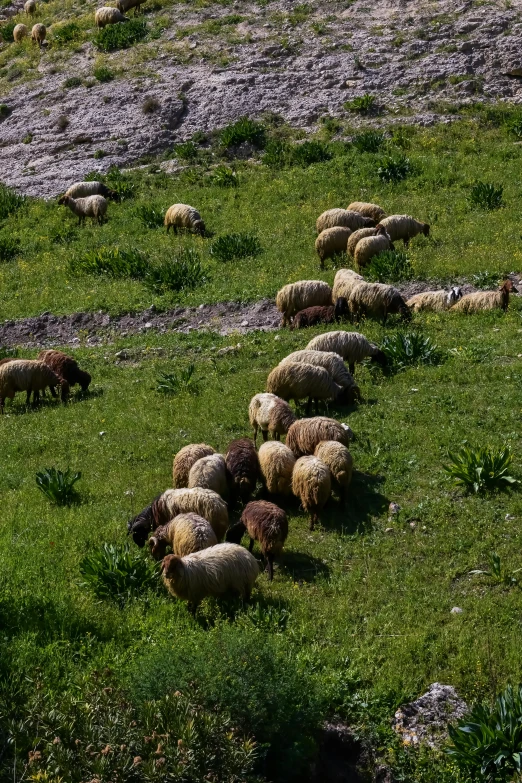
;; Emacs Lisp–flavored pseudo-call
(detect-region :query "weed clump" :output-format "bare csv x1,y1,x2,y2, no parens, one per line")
136,204,164,229
0,183,25,222
0,234,20,261
93,18,147,51
352,130,386,152
444,443,518,494
210,165,238,187
36,467,81,506
377,155,411,183
80,542,158,603
469,181,504,210
365,249,414,283
53,22,82,44
220,117,266,149
344,94,376,114
381,332,441,369
210,233,261,262
157,364,198,395
93,64,114,82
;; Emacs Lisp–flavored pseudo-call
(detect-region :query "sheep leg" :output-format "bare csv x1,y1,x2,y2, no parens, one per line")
309,513,317,531
274,432,280,441
262,429,268,442
314,398,320,415
0,398,4,414
267,554,274,581
382,310,388,327
49,385,58,398
306,396,312,415
248,538,255,553
319,255,325,270
349,362,355,376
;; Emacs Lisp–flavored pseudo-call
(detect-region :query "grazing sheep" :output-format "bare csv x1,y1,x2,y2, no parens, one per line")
316,208,375,234
164,204,205,236
354,226,393,270
307,331,387,375
62,195,107,226
314,440,353,501
13,23,29,41
347,227,378,258
348,281,411,325
276,280,333,327
127,487,229,547
450,279,515,313
0,359,69,412
258,441,295,496
292,456,331,530
315,227,352,269
37,350,91,392
161,543,260,612
332,268,364,301
292,298,349,329
173,443,215,488
225,438,259,501
248,393,296,445
95,6,127,26
286,416,353,458
58,181,119,203
347,201,387,222
226,500,288,581
0,357,16,367
116,0,145,14
279,350,360,399
378,215,429,246
31,23,45,45
188,453,229,500
24,0,36,13
406,287,462,312
148,512,218,560
267,362,356,414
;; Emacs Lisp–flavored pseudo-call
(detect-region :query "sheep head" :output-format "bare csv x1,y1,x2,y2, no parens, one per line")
161,554,182,578
194,219,205,236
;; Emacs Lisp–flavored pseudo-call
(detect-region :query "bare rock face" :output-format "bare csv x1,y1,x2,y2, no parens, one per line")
393,683,468,749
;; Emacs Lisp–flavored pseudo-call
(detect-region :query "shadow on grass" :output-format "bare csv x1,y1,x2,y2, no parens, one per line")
280,550,330,582
320,470,388,535
195,592,293,629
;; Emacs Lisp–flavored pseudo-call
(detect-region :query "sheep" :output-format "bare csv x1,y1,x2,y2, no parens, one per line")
148,512,218,560
279,350,360,399
347,227,378,258
127,487,229,548
292,456,331,530
316,208,375,234
13,23,29,41
37,350,91,393
347,201,387,222
266,362,356,414
62,195,107,226
116,0,145,15
0,359,69,412
314,440,353,501
276,280,333,327
307,331,387,375
450,279,515,314
286,416,353,458
173,443,215,488
348,281,411,325
58,181,119,203
24,0,36,14
258,441,295,496
164,204,205,236
188,453,229,500
406,287,462,312
354,226,393,270
248,393,296,445
225,438,259,501
31,23,45,45
315,227,352,269
378,215,429,246
161,543,260,613
95,6,127,26
291,298,349,329
226,500,288,581
331,268,364,301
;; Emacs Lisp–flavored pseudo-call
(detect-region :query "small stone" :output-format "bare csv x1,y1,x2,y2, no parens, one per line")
505,514,516,521
409,521,416,529
144,322,153,329
199,304,204,309
388,502,401,516
410,388,419,392
450,606,463,614
124,489,134,496
274,335,281,340
99,431,106,437
115,350,129,360
493,328,500,332
385,527,395,534
241,320,249,327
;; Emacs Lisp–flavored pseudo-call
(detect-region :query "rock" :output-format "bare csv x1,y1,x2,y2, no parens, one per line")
451,606,464,614
393,683,468,748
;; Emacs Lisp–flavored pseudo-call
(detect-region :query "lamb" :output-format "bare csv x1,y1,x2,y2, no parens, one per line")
316,208,375,234
331,268,364,301
276,280,333,327
127,487,229,547
279,350,360,399
0,359,69,412
58,181,119,202
406,287,462,312
378,215,430,246
291,298,349,329
307,331,387,375
258,441,296,496
354,226,393,270
348,281,411,325
286,416,353,458
95,6,127,26
347,201,387,222
292,456,331,530
148,512,218,560
62,195,107,226
13,23,29,41
248,393,296,444
314,440,353,501
315,227,352,269
266,362,357,414
173,443,215,488
31,23,45,45
116,0,146,14
450,279,515,313
164,204,205,236
225,438,259,501
37,350,91,392
347,228,378,258
24,0,36,13
226,500,288,581
161,543,260,613
188,454,229,500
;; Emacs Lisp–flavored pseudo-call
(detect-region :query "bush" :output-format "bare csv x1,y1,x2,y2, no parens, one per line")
86,165,135,200
469,181,504,210
220,117,266,149
175,140,198,160
444,443,518,494
0,234,20,262
93,65,114,82
211,165,238,187
142,95,160,114
352,130,386,152
63,76,83,89
471,270,505,290
80,543,158,604
156,364,198,395
136,204,164,229
263,139,289,167
0,183,25,222
365,249,414,282
377,155,411,183
93,18,148,51
381,332,441,369
0,103,10,119
52,22,82,44
0,21,16,42
55,114,69,131
146,250,205,293
210,233,262,262
344,94,376,114
0,347,17,361
36,467,81,506
291,140,333,166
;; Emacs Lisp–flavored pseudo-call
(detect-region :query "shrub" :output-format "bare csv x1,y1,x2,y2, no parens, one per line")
469,181,504,210
0,347,17,361
93,149,107,159
365,249,414,282
79,543,158,604
0,21,16,42
156,364,198,395
220,116,266,149
211,165,238,187
93,64,114,82
63,76,82,89
0,183,25,222
210,233,262,262
377,155,411,183
344,94,376,114
291,140,332,166
142,95,159,114
71,247,149,279
381,332,441,369
175,140,198,160
87,165,135,200
507,116,522,138
0,234,20,262
36,467,81,506
263,139,289,167
444,443,518,494
146,250,205,293
55,114,69,131
50,226,77,245
352,129,386,152
52,22,82,44
0,103,10,119
93,18,147,51
136,204,164,229
471,270,504,289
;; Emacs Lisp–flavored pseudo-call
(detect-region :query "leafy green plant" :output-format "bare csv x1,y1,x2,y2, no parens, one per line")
0,20,16,42
210,233,262,262
0,347,17,361
263,138,290,167
377,155,412,183
93,64,114,82
471,270,504,289
220,117,266,149
175,140,198,160
0,103,10,119
449,344,493,363
71,247,149,280
63,76,82,89
93,18,148,51
344,94,376,114
448,684,522,782
52,22,82,44
469,181,504,210
156,363,198,395
444,443,518,494
0,234,20,262
36,467,81,506
79,542,158,603
365,249,414,282
352,129,386,152
210,165,238,187
0,183,25,221
470,552,522,587
86,165,135,200
146,251,205,293
381,332,441,369
291,140,332,166
142,95,160,114
93,149,107,159
135,204,164,229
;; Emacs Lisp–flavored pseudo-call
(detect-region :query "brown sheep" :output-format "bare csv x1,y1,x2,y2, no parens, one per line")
226,500,288,580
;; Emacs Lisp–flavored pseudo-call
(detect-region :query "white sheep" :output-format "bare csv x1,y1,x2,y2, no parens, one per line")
347,227,378,258
315,227,352,269
306,330,387,375
164,204,205,236
354,227,393,270
266,362,356,414
62,195,107,226
406,287,462,312
31,23,45,45
279,350,360,397
95,6,127,26
348,280,411,325
188,453,229,500
248,392,296,444
173,443,216,488
58,181,119,202
0,359,69,412
292,455,331,530
276,280,333,327
285,416,353,458
316,208,375,234
331,268,364,301
378,215,429,246
347,201,387,222
314,440,353,501
450,280,514,313
116,0,145,14
148,512,218,560
258,441,296,496
13,23,29,42
24,0,36,14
